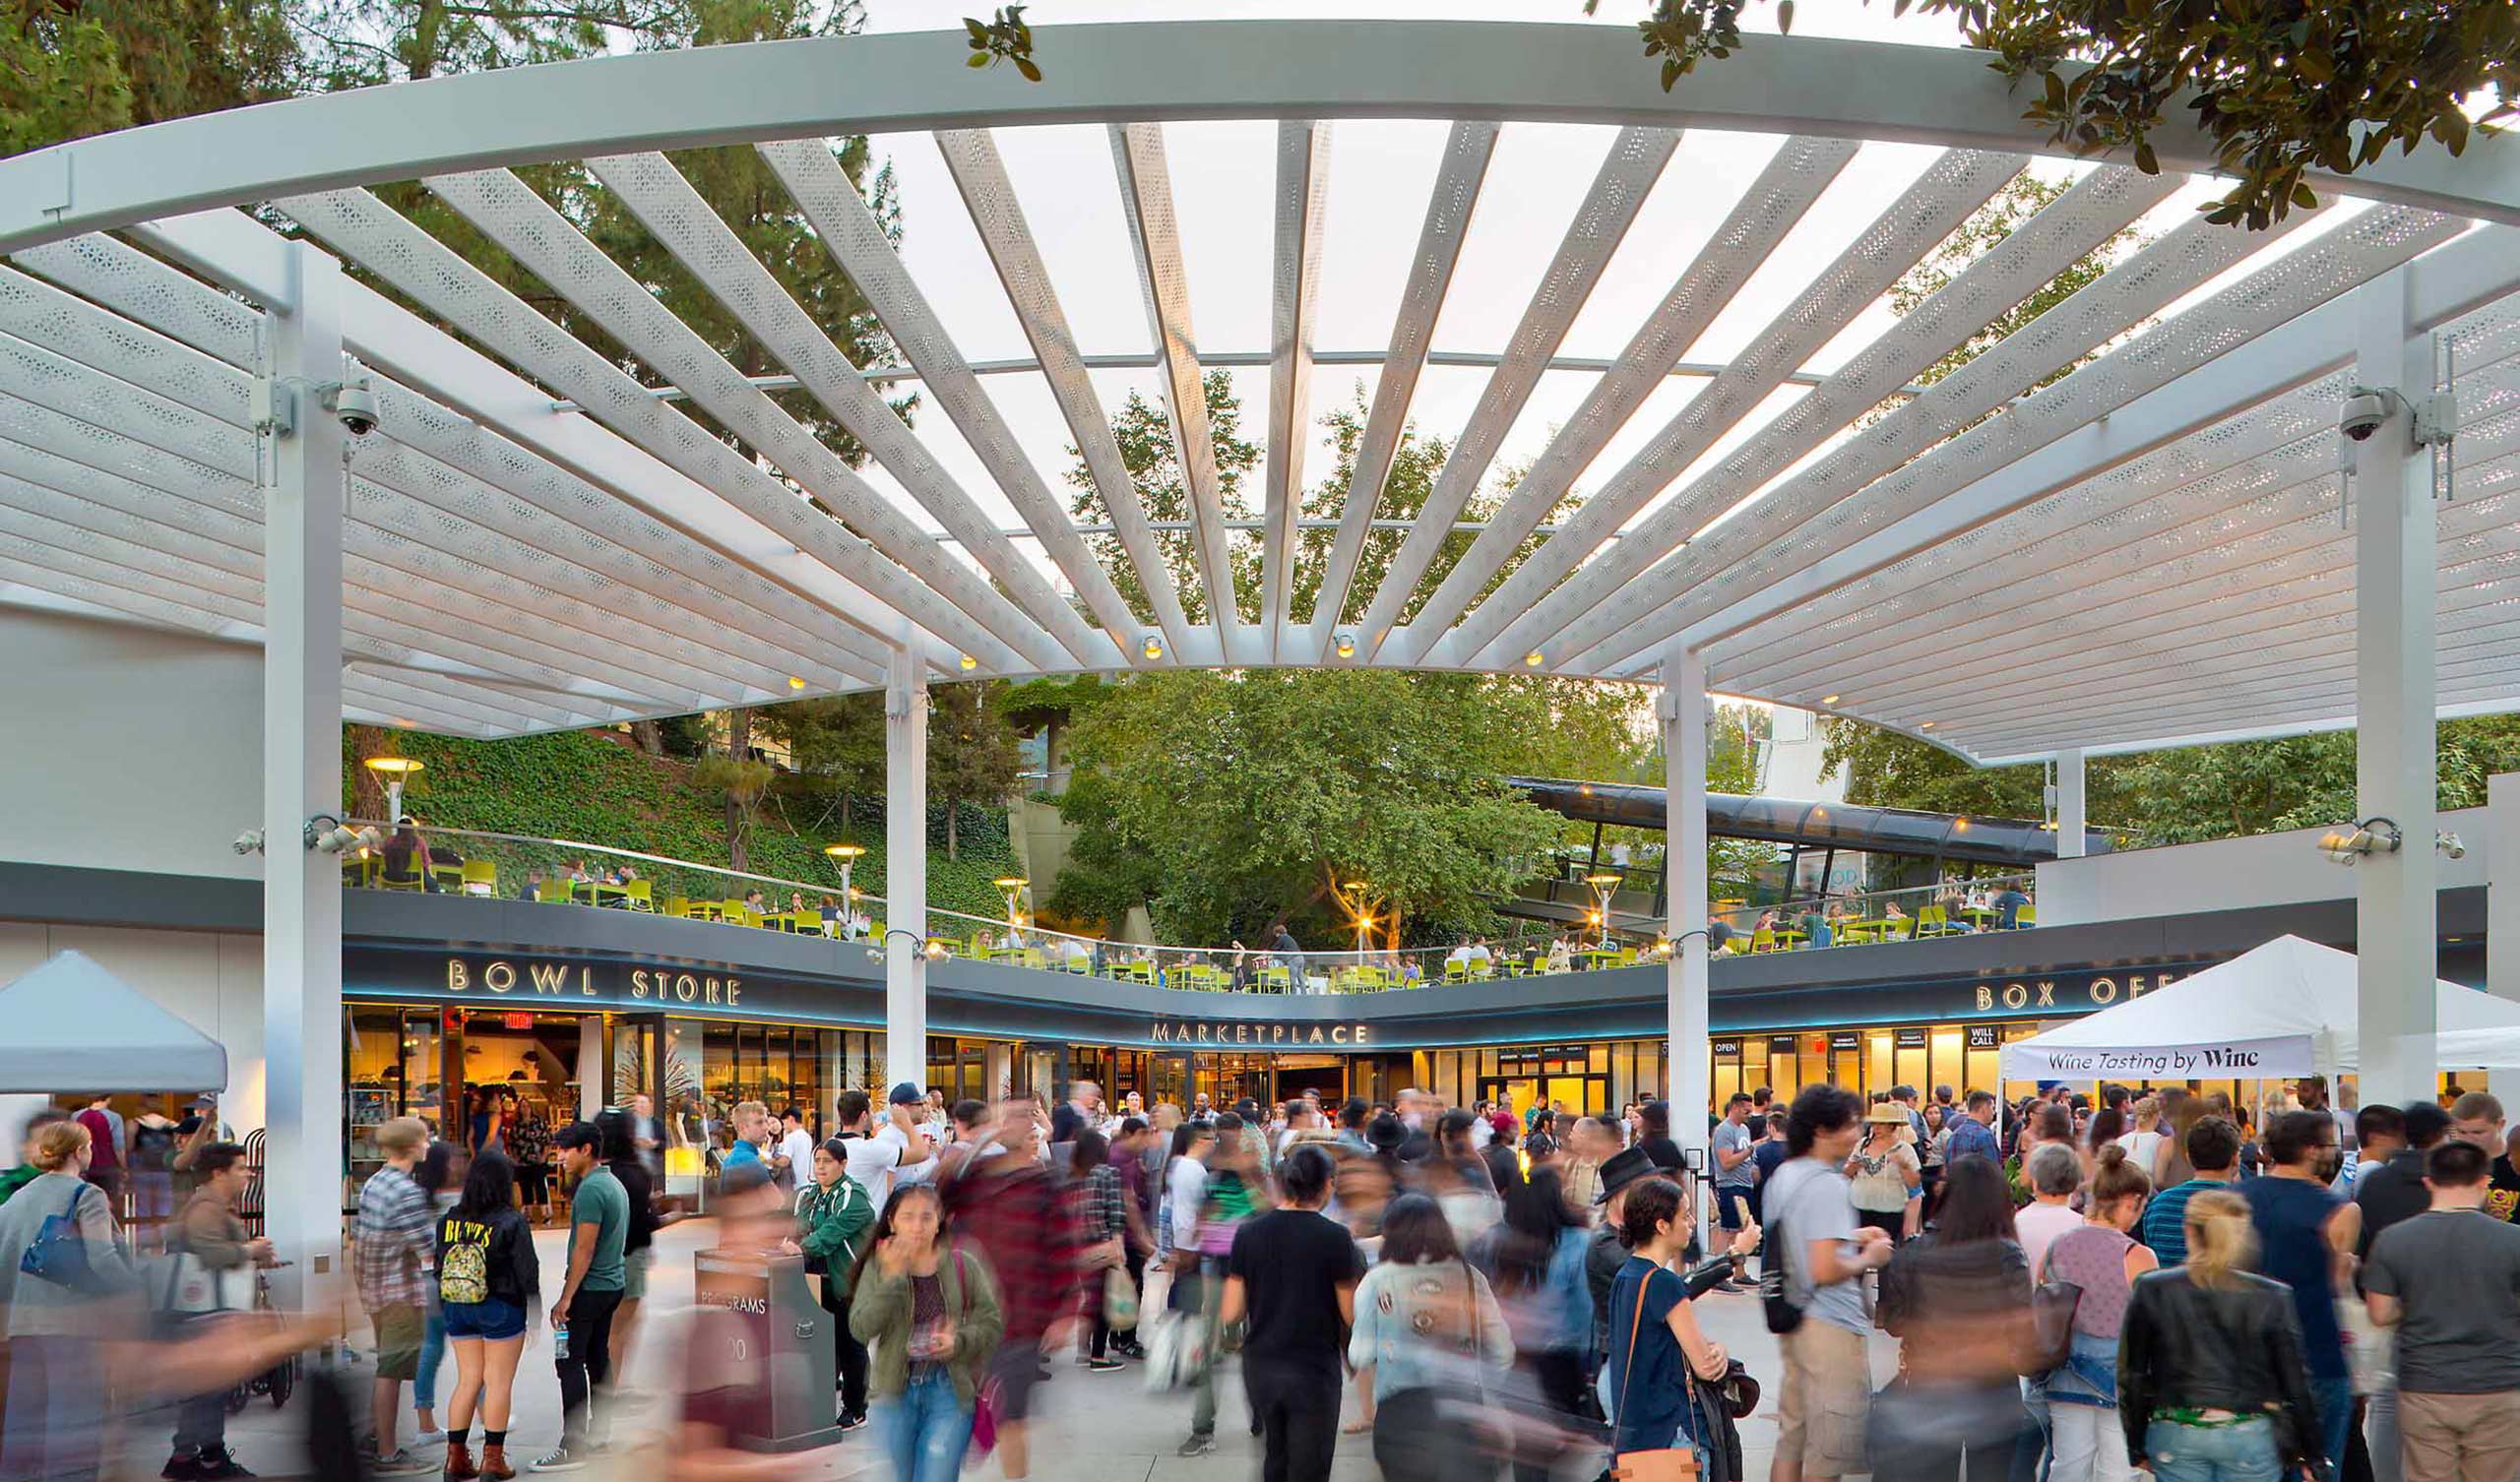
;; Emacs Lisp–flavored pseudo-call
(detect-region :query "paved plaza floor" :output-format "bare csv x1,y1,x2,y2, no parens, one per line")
173,1219,1893,1482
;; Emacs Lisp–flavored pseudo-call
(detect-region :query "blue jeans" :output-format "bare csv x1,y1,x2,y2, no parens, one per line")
2143,1416,2282,1482
876,1367,973,1482
414,1299,446,1416
2309,1375,2353,1473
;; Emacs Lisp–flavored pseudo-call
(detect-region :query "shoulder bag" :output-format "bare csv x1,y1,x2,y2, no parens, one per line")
1611,1266,1701,1482
22,1180,124,1296
2022,1243,2082,1376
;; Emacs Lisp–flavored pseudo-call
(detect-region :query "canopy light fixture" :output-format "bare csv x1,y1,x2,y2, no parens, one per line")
1820,695,1840,706
788,676,806,690
1334,629,1358,658
2319,817,2404,866
959,653,978,671
1524,650,1544,667
1141,633,1165,661
1919,720,1935,730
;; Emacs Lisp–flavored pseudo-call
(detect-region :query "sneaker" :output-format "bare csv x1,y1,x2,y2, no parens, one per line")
194,1451,256,1481
159,1453,205,1481
412,1428,449,1450
374,1451,435,1477
837,1411,870,1432
1086,1357,1126,1373
1176,1434,1216,1458
527,1448,586,1474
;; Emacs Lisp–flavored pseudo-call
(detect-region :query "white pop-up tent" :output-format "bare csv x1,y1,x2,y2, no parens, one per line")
2001,934,2520,1081
0,951,227,1092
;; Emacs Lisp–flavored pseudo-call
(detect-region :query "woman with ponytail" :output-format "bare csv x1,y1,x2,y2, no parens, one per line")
2117,1190,2330,1482
2042,1144,2156,1482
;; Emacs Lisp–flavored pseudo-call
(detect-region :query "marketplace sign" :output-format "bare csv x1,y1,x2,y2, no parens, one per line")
1150,1020,1369,1046
2000,1034,2314,1081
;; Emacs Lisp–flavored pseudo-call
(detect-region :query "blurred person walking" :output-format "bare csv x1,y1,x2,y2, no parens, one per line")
1871,1157,2037,1482
1103,1118,1158,1362
1766,1085,1895,1482
2362,1140,2520,1482
666,1165,796,1482
1350,1193,1513,1482
434,1149,540,1482
850,1184,1004,1482
158,1140,275,1480
356,1116,440,1476
1063,1130,1130,1373
1473,1166,1596,1481
1222,1144,1363,1482
2118,1190,2329,1482
530,1122,628,1474
941,1093,1079,1481
793,1138,876,1432
2353,1101,2452,1482
2042,1145,2157,1482
595,1111,657,1393
0,1117,139,1482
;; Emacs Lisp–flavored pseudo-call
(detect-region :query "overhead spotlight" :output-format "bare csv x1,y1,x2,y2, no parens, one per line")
1334,629,1358,658
2318,817,2405,866
1524,650,1544,668
1821,695,1840,706
305,816,364,853
1141,633,1165,661
1919,721,1936,730
959,653,978,671
788,676,806,691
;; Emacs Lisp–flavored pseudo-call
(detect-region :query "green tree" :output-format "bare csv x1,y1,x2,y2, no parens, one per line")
1067,369,1262,626
927,681,1021,861
1889,170,2142,399
2,0,294,154
756,692,887,834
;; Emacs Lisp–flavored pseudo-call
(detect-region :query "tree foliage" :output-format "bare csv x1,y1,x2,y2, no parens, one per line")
1066,369,1263,627
1050,669,1595,947
1605,0,2514,230
2,0,293,154
926,681,1022,861
1889,170,2143,400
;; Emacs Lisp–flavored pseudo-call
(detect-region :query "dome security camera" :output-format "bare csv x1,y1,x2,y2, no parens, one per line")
2340,387,2398,443
328,382,381,437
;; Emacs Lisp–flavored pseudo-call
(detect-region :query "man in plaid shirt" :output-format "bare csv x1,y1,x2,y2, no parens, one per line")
354,1117,437,1474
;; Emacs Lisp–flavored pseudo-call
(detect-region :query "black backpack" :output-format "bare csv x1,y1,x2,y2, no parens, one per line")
1758,1189,1803,1335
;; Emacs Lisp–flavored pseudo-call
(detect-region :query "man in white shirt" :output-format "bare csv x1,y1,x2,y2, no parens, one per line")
834,1084,934,1213
775,1106,816,1195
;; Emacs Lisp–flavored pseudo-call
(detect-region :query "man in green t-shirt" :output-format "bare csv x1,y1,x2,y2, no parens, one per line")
535,1122,629,1473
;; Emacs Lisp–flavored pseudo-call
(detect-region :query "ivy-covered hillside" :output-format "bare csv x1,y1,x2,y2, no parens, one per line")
339,727,1022,921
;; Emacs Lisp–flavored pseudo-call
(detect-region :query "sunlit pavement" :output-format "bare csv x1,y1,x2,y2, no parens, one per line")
179,1219,1893,1481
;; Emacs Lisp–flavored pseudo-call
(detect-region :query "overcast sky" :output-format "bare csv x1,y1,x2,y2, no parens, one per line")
793,3,2272,594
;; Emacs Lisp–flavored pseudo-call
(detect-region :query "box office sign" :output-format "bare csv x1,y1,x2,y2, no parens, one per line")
1971,970,2180,1013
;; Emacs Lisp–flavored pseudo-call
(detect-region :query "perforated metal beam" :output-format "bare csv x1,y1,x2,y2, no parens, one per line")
1262,121,1331,655
1111,122,1242,653
1353,126,1679,660
1387,135,1859,661
132,208,975,677
752,140,1141,665
934,128,1194,661
15,23,2520,257
1304,121,1494,654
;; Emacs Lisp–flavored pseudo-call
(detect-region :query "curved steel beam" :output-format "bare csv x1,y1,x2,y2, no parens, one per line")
9,22,2520,254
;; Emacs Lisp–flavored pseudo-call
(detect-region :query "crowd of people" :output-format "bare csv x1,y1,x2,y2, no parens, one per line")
8,1073,2520,1482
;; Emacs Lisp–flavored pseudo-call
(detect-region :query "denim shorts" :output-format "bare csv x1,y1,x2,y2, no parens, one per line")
442,1296,528,1340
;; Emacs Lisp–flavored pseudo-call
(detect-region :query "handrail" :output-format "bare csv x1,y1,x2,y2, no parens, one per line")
341,821,2039,989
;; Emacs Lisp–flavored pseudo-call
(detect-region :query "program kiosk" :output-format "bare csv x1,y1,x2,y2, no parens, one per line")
693,1247,845,1452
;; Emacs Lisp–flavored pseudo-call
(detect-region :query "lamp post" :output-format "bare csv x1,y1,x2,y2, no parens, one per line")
1583,872,1621,941
362,755,422,822
825,842,865,937
992,876,1029,932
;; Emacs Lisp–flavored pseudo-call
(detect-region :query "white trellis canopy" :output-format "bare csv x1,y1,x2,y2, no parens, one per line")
2,19,2518,764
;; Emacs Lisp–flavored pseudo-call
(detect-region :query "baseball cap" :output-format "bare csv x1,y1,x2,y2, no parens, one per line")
888,1081,924,1106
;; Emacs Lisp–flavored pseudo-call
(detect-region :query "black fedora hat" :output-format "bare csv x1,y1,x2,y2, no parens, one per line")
1594,1144,1661,1205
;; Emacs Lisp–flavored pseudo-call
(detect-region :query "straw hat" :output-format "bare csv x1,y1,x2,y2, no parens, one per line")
1864,1102,1912,1124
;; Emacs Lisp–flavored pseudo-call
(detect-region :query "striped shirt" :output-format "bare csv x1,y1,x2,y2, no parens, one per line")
2139,1176,2231,1268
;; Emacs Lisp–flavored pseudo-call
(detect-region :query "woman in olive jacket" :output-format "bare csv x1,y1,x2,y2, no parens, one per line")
848,1184,1004,1482
791,1138,878,1428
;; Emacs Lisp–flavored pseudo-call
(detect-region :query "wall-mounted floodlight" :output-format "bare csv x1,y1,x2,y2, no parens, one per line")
2318,817,2404,866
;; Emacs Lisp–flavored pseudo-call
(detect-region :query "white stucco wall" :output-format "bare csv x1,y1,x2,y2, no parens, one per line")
2035,805,2493,927
0,923,266,1136
0,610,265,880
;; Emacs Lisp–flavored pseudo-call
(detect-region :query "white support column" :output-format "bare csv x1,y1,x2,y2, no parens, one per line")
884,645,930,1092
2353,266,2438,1109
2055,748,2087,860
262,241,347,1311
2492,772,2520,1007
577,1016,604,1120
1664,651,1711,1189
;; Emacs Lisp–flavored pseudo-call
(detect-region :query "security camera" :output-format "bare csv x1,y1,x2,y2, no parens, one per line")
2438,832,2469,860
232,829,265,856
2340,387,2399,443
327,382,380,437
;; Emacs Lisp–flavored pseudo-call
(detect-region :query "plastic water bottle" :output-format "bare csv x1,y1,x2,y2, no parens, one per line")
553,1320,570,1361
